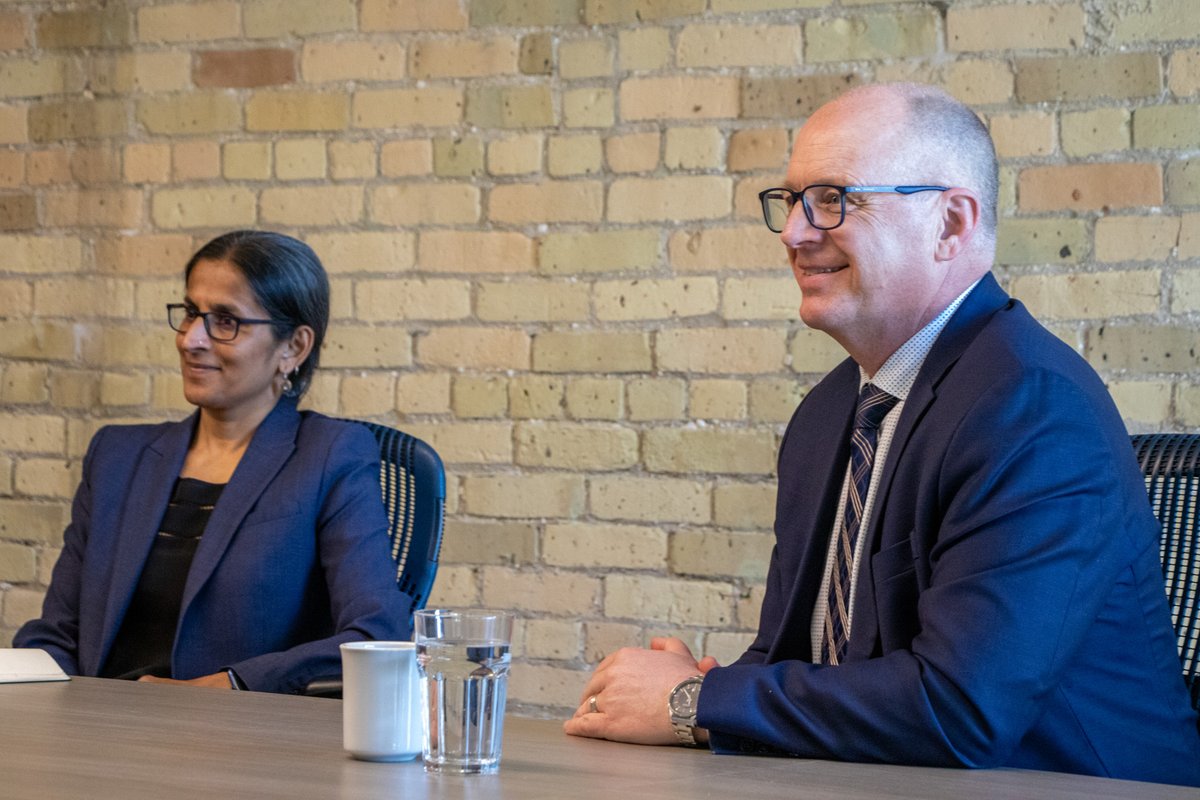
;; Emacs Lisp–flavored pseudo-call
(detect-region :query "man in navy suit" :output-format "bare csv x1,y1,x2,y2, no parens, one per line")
566,83,1200,786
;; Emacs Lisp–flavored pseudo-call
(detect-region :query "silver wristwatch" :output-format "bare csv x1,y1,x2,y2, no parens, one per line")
668,675,704,746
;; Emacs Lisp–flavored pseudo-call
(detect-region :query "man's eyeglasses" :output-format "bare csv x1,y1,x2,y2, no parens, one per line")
167,303,281,343
758,184,950,233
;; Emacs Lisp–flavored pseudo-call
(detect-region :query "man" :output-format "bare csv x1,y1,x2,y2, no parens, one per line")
564,83,1200,786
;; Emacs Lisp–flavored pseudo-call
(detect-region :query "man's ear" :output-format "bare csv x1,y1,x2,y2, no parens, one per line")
935,188,981,262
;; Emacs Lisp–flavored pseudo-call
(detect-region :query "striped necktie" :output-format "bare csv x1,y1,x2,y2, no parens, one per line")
822,383,899,665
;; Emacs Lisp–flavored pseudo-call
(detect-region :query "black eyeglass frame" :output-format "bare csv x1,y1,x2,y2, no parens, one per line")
758,184,951,233
166,303,283,343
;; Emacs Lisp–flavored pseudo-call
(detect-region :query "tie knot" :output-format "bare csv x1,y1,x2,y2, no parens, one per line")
855,384,898,430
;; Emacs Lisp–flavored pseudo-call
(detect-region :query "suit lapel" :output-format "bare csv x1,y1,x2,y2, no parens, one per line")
94,414,196,674
178,398,300,616
846,273,1011,661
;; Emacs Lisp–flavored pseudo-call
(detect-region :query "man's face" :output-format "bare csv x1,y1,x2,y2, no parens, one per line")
780,97,950,361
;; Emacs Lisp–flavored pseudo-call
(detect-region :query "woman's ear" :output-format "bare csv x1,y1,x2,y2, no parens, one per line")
935,188,981,262
281,325,315,374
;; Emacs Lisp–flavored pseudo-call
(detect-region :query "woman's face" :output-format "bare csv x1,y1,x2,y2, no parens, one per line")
176,258,294,419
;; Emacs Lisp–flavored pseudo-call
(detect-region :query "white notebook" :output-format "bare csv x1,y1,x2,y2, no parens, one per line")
0,648,70,683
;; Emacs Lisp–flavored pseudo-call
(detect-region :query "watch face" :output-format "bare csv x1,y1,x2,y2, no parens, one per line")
671,678,702,715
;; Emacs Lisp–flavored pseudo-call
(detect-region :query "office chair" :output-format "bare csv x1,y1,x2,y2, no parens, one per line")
1131,433,1200,711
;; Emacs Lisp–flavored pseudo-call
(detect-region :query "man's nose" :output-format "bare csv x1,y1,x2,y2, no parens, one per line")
779,204,825,248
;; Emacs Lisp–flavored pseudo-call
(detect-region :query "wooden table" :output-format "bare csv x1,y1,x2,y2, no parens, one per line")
0,677,1193,799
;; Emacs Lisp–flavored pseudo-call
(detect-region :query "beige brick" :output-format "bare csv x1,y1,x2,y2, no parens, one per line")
995,219,1087,265
152,187,256,229
728,128,789,173
1,363,48,404
488,134,543,176
464,475,585,519
94,52,191,94
1018,163,1162,213
663,126,723,171
1060,108,1130,157
137,2,239,43
419,231,535,274
644,428,776,475
690,380,747,421
434,136,484,178
466,85,554,128
411,36,518,79
418,327,530,371
714,481,777,530
705,631,757,664
153,375,191,412
723,277,800,321
566,378,624,420
372,183,480,226
516,422,638,470
948,3,1083,52
583,621,643,662
791,328,850,373
101,325,175,367
1095,216,1182,263
1168,158,1200,205
50,370,99,410
15,458,74,499
544,523,667,570
609,176,730,223
29,99,126,142
627,377,687,422
273,139,325,181
1011,270,1160,321
192,48,295,89
170,140,219,181
440,520,534,567
0,321,77,361
42,188,139,229
1107,380,1172,426
509,375,565,420
620,77,738,121
508,663,586,709
34,277,135,318
380,140,434,177
559,39,612,79
0,106,27,145
1016,54,1162,103
593,277,718,321
471,0,580,26
590,475,710,524
677,24,803,68
244,0,355,37
1174,267,1200,313
0,56,84,99
222,141,271,180
247,91,348,132
360,0,468,32
100,372,149,406
262,186,362,226
1109,0,1199,44
425,565,479,608
95,234,192,277
0,235,84,274
548,134,603,176
134,280,178,322
539,229,660,275
396,372,451,415
533,331,651,373
585,0,705,24
477,281,589,322
1170,48,1200,97
124,143,169,183
451,375,508,419
806,10,938,62
521,618,581,661
70,149,127,186
489,181,603,224
328,141,376,180
669,226,788,272
1086,325,1197,372
0,414,64,455
137,93,240,135
0,151,23,188
2,587,48,629
0,194,35,231
302,41,405,84
0,11,27,51
618,28,671,71
356,278,470,322
321,326,412,368
0,278,31,312
519,31,553,76
354,88,463,129
0,543,36,583
0,455,11,495
658,329,786,374
671,529,774,580
943,59,1015,106
1133,105,1200,149
605,131,660,173
989,111,1056,158
338,373,396,417
1179,384,1200,428
604,574,732,627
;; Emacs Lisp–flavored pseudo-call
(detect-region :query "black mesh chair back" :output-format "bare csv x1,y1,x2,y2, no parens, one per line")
358,421,445,612
1131,433,1200,711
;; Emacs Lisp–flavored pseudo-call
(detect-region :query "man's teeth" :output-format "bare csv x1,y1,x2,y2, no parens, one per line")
808,266,843,274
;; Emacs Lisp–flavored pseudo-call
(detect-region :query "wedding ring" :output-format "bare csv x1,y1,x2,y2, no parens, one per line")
588,695,599,714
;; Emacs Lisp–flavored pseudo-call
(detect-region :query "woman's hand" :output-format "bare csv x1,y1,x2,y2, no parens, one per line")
138,672,234,689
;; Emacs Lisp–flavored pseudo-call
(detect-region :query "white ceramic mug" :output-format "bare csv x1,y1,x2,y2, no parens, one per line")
340,641,422,762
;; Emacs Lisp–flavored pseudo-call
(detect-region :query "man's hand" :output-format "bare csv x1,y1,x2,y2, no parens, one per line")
563,637,719,745
138,672,234,689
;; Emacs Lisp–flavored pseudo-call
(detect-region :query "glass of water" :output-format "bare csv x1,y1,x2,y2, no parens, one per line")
414,608,514,775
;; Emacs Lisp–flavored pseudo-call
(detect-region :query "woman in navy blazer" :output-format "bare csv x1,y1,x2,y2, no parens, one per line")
15,231,413,693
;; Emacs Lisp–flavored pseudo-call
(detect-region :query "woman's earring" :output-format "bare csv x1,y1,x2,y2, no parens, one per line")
281,368,294,396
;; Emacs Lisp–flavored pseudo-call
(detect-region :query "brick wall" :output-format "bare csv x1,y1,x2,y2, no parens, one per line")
0,0,1196,715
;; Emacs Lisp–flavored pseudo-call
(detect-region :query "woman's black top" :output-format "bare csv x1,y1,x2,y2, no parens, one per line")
100,478,225,680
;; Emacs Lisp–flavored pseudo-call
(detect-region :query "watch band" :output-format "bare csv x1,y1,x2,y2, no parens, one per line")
668,675,704,747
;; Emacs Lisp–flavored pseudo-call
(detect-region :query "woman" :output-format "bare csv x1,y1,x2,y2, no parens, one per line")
15,230,413,693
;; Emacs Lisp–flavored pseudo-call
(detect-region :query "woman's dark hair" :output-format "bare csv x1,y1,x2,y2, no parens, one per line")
185,230,330,398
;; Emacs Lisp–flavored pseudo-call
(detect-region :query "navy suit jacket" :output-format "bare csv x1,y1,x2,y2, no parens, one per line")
14,398,414,693
699,274,1200,786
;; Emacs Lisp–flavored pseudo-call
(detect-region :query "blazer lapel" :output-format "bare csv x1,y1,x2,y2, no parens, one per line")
178,398,300,616
94,414,196,674
846,272,1012,661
